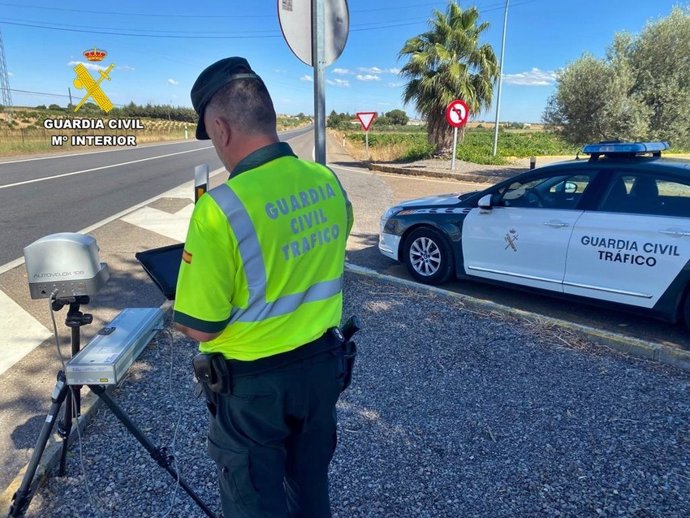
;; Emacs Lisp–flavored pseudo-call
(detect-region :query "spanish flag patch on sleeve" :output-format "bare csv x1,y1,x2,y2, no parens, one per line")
182,249,193,264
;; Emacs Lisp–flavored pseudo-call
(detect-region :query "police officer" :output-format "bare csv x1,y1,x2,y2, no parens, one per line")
173,57,353,517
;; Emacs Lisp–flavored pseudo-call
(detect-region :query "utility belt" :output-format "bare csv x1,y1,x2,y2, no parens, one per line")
193,316,360,399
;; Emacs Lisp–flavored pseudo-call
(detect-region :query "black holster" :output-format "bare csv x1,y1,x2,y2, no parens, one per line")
339,316,360,392
193,352,231,394
341,338,357,392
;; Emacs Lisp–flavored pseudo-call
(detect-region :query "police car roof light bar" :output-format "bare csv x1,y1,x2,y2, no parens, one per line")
583,141,670,161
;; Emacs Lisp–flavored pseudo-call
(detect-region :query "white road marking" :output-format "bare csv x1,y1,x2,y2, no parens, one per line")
0,291,53,377
122,204,194,242
0,146,213,190
0,140,201,166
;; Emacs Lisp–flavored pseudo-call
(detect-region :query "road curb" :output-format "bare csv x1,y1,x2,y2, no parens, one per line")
345,263,690,372
1,301,175,516
367,162,515,184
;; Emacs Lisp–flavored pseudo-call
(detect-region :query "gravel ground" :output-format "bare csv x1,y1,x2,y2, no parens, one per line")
28,272,690,517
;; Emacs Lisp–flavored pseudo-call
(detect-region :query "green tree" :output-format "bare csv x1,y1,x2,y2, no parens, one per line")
628,7,690,146
386,109,409,125
78,102,100,114
327,110,342,128
543,51,649,144
327,110,354,129
544,7,690,147
399,1,498,153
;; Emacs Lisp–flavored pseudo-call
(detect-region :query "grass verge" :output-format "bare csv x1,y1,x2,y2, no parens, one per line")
341,128,582,165
0,118,309,157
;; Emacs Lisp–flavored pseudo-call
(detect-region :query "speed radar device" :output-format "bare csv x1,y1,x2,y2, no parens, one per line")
23,232,109,299
11,233,217,518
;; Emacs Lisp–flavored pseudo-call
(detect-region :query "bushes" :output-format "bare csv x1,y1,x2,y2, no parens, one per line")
461,130,579,158
344,129,582,164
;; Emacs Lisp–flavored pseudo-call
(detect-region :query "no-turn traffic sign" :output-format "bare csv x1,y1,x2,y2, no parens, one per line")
445,100,469,128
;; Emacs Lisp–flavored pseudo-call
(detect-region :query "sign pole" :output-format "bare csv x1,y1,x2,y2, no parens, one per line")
312,0,326,165
451,126,458,171
365,130,369,160
492,0,509,157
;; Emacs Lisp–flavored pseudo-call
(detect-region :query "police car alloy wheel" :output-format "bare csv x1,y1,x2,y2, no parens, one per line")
403,227,454,284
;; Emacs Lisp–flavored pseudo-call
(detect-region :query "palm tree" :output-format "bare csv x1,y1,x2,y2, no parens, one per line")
399,2,498,154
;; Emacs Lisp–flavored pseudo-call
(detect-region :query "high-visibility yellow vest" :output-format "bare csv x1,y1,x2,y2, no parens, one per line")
173,142,353,360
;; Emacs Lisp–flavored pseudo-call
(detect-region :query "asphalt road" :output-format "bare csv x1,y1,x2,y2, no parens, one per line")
0,126,311,266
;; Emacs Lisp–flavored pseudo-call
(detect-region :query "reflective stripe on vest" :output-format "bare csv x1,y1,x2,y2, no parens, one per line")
209,183,343,323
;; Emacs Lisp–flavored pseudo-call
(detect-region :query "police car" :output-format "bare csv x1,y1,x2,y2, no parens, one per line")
379,142,690,326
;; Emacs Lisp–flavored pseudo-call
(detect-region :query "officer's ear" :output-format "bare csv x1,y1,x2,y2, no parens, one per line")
212,116,232,149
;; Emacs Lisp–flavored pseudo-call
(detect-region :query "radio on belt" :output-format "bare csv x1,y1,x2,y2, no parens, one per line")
23,232,109,299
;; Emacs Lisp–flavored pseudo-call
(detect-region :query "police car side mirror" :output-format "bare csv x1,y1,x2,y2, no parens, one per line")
564,181,577,194
478,194,493,210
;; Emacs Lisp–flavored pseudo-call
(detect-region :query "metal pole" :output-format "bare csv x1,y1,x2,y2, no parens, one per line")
365,130,369,160
491,0,509,157
451,126,458,170
312,0,326,164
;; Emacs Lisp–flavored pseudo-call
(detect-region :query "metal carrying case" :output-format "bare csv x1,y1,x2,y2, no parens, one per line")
65,307,164,386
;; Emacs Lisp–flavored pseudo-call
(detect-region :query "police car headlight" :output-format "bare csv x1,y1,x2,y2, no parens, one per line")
381,206,402,224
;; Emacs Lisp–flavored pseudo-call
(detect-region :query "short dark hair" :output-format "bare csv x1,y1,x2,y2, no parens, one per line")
206,72,277,136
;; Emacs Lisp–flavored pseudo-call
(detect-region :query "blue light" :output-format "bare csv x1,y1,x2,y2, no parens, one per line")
582,141,670,155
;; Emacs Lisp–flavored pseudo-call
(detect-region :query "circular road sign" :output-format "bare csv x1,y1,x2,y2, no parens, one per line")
278,0,350,67
445,99,469,128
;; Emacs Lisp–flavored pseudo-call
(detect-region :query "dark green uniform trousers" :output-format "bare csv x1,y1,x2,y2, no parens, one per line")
206,333,343,518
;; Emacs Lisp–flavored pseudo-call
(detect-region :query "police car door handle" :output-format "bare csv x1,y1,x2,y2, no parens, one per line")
543,220,569,228
660,229,690,237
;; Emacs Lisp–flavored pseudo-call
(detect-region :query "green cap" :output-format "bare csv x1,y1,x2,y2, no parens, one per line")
190,57,261,140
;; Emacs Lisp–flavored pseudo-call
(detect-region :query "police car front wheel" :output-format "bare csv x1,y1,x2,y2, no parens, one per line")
403,227,454,285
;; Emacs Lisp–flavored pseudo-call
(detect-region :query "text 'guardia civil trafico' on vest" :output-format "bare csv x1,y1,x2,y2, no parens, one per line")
264,182,338,220
264,182,342,261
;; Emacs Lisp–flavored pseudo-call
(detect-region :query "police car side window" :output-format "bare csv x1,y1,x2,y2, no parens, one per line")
601,173,690,217
653,177,690,217
498,173,593,210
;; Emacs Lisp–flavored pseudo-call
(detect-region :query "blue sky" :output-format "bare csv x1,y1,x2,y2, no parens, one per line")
0,0,685,122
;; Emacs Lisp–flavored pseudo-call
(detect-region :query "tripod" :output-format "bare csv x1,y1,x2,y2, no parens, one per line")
7,298,217,518
55,295,91,476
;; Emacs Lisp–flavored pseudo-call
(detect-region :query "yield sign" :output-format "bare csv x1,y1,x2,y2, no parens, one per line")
445,99,469,128
356,112,376,131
